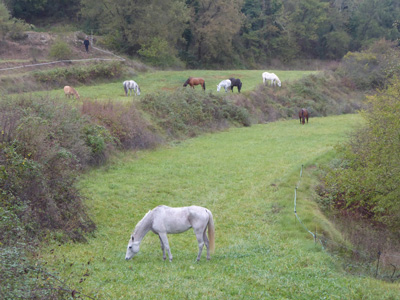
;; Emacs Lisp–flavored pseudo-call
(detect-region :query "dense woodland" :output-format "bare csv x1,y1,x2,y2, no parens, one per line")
2,0,400,67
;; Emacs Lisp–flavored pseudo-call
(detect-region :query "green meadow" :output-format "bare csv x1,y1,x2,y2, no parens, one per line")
42,114,400,299
33,69,315,101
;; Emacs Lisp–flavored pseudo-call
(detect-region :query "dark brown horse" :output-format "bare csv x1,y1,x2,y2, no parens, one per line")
299,108,309,125
229,78,242,93
183,77,206,90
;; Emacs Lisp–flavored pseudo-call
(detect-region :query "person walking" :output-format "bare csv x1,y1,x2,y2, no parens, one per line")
84,37,90,53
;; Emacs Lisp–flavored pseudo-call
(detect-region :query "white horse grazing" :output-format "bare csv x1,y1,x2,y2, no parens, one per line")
217,79,231,92
262,72,281,87
125,205,215,262
63,86,80,100
123,80,141,96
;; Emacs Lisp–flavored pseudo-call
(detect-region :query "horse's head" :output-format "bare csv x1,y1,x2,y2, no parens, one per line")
137,87,141,96
277,80,282,87
125,235,140,260
217,84,221,92
183,78,190,87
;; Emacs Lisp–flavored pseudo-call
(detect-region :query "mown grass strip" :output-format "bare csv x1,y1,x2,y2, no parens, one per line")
41,114,400,299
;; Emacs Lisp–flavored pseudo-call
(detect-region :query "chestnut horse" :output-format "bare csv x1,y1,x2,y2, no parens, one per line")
183,77,206,90
299,108,309,124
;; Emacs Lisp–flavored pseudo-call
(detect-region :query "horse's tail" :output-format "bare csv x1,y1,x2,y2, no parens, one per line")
207,209,215,253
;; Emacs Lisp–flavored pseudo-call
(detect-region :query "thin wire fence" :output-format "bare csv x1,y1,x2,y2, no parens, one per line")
293,164,400,282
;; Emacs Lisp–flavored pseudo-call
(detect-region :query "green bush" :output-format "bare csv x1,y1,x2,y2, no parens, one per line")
319,77,400,230
337,40,400,90
140,89,251,138
0,96,96,241
48,39,73,60
81,100,161,150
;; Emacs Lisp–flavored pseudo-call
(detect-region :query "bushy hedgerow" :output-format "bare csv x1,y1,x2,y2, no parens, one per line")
33,61,123,87
81,100,161,150
140,89,251,138
0,96,111,242
317,77,400,230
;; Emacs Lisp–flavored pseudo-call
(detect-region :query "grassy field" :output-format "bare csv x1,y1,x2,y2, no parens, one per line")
41,114,400,299
32,69,315,101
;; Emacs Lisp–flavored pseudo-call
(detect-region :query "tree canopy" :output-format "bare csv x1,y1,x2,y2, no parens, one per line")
3,0,400,67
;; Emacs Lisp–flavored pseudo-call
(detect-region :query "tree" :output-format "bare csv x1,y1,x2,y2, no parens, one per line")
239,0,295,64
0,1,12,40
321,76,400,229
81,0,189,64
348,0,400,49
284,0,329,58
184,0,244,66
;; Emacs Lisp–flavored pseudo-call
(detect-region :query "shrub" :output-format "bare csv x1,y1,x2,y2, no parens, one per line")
48,39,73,60
140,89,251,138
337,39,400,90
319,77,400,230
0,96,96,241
81,100,161,150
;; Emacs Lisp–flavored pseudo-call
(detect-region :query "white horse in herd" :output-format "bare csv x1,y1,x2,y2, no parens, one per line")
216,79,231,92
123,80,141,96
262,72,281,87
125,205,215,262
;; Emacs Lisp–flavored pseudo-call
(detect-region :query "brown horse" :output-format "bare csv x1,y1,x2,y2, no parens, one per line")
183,77,206,90
299,108,309,125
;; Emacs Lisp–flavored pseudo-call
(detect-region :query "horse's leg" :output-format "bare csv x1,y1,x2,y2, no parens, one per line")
203,229,210,260
158,234,166,261
158,233,172,262
194,230,205,261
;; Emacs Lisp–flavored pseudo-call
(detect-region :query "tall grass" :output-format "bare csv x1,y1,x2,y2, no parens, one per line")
41,114,400,299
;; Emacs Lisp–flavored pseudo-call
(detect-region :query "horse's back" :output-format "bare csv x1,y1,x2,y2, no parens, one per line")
152,205,210,233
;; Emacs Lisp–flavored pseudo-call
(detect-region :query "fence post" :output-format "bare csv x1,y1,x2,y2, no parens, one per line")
375,251,381,277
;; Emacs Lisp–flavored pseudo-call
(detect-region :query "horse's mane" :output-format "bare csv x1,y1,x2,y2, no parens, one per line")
133,209,153,235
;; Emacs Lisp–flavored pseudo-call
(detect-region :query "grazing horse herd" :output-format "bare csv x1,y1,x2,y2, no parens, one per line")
63,71,309,126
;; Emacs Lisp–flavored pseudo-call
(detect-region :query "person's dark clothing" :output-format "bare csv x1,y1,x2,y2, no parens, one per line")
84,39,90,52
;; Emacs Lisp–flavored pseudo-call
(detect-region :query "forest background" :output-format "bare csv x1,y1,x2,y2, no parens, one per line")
3,0,400,68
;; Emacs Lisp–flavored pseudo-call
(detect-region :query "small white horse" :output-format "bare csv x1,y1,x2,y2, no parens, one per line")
125,205,215,262
262,72,281,87
216,79,231,92
123,80,141,96
63,86,80,100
